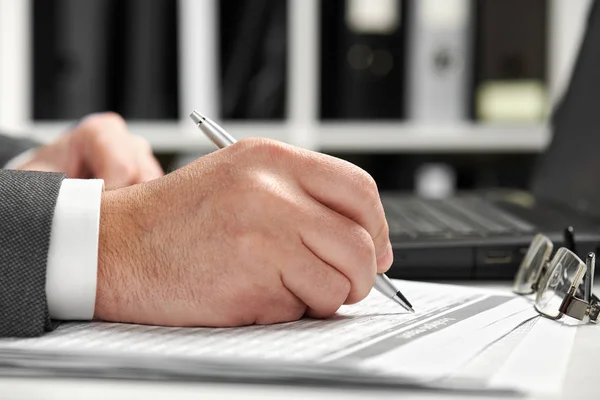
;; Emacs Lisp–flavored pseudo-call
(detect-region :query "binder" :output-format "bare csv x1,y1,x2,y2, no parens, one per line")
472,0,548,123
32,0,179,120
120,0,179,120
33,0,111,119
320,0,407,120
219,0,287,120
406,0,472,121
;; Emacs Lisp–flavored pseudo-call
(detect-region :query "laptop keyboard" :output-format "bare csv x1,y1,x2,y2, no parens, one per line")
381,196,536,239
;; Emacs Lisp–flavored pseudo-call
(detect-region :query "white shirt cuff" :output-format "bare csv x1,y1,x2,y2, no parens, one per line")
46,179,104,320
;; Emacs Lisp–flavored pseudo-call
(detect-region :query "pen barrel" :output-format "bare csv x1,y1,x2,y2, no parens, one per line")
374,274,399,299
204,119,237,148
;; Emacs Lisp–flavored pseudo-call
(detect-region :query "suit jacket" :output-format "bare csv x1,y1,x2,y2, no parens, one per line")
0,135,65,337
0,135,39,167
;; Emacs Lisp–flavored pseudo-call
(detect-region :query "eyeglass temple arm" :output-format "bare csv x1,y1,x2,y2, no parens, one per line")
563,226,576,253
584,254,599,322
589,294,600,322
559,253,598,323
584,252,595,303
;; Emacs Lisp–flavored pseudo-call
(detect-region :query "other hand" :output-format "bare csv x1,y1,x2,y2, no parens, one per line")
96,138,393,327
18,112,163,189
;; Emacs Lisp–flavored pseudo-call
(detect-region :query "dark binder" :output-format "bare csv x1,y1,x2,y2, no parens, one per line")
32,0,179,120
33,0,111,119
320,0,407,120
471,0,548,122
219,0,287,120
119,0,179,120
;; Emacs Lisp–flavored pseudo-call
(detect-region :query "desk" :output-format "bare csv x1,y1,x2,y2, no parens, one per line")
1,282,599,400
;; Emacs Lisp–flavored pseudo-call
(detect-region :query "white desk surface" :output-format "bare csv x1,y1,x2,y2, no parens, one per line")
2,282,599,400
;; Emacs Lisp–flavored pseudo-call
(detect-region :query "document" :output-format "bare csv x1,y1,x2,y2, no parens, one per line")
489,316,578,394
0,281,537,391
447,311,578,396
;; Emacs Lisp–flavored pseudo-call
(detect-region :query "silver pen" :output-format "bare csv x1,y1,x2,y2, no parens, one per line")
190,110,415,313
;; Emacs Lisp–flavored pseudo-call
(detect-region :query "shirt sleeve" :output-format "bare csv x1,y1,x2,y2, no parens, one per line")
45,179,104,320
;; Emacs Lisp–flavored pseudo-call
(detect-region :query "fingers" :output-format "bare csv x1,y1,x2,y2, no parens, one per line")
253,286,307,325
73,112,164,188
298,198,377,304
281,245,351,319
132,135,164,182
234,138,392,275
85,130,141,189
290,149,392,273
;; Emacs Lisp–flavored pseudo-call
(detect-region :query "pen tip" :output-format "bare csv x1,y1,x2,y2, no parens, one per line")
408,307,415,313
189,110,206,125
390,293,414,313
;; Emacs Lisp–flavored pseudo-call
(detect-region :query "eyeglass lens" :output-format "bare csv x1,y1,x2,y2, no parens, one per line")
514,234,553,295
535,248,586,319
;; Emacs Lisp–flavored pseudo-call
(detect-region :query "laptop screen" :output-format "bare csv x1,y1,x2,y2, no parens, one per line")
531,0,600,217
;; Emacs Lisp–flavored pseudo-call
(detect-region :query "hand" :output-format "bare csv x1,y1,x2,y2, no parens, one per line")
96,138,393,327
18,112,163,189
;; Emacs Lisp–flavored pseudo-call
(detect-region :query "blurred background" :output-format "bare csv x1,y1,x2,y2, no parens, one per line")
0,0,592,196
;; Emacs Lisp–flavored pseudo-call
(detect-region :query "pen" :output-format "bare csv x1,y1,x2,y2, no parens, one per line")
189,110,415,313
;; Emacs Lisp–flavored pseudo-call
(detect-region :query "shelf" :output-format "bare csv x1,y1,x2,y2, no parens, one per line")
14,121,550,153
16,121,291,152
316,122,550,152
0,0,582,156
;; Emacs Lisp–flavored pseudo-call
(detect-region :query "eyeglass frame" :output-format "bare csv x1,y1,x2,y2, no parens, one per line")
513,229,600,324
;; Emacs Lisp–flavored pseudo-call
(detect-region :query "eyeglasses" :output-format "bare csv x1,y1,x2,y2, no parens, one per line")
513,229,600,324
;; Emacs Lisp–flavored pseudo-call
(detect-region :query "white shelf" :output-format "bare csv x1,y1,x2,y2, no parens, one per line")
0,0,579,154
18,121,289,153
316,122,550,152
19,121,550,153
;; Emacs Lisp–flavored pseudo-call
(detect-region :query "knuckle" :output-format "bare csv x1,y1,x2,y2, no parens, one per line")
279,301,306,322
237,137,292,161
82,111,121,128
319,278,351,316
352,274,375,303
232,179,275,212
89,128,106,144
78,122,108,145
373,221,390,245
76,126,108,152
332,276,352,303
227,170,292,217
236,137,265,148
349,226,377,265
77,112,128,140
352,168,379,197
77,120,103,141
98,111,126,126
112,158,138,180
134,135,152,153
307,268,351,318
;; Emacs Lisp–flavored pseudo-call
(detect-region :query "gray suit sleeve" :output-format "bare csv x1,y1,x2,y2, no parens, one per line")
0,170,65,337
0,135,39,167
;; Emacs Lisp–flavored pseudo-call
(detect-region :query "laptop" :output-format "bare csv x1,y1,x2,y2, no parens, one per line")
383,1,600,280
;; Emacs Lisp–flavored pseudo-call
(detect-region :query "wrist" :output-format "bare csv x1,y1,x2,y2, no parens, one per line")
95,188,139,322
